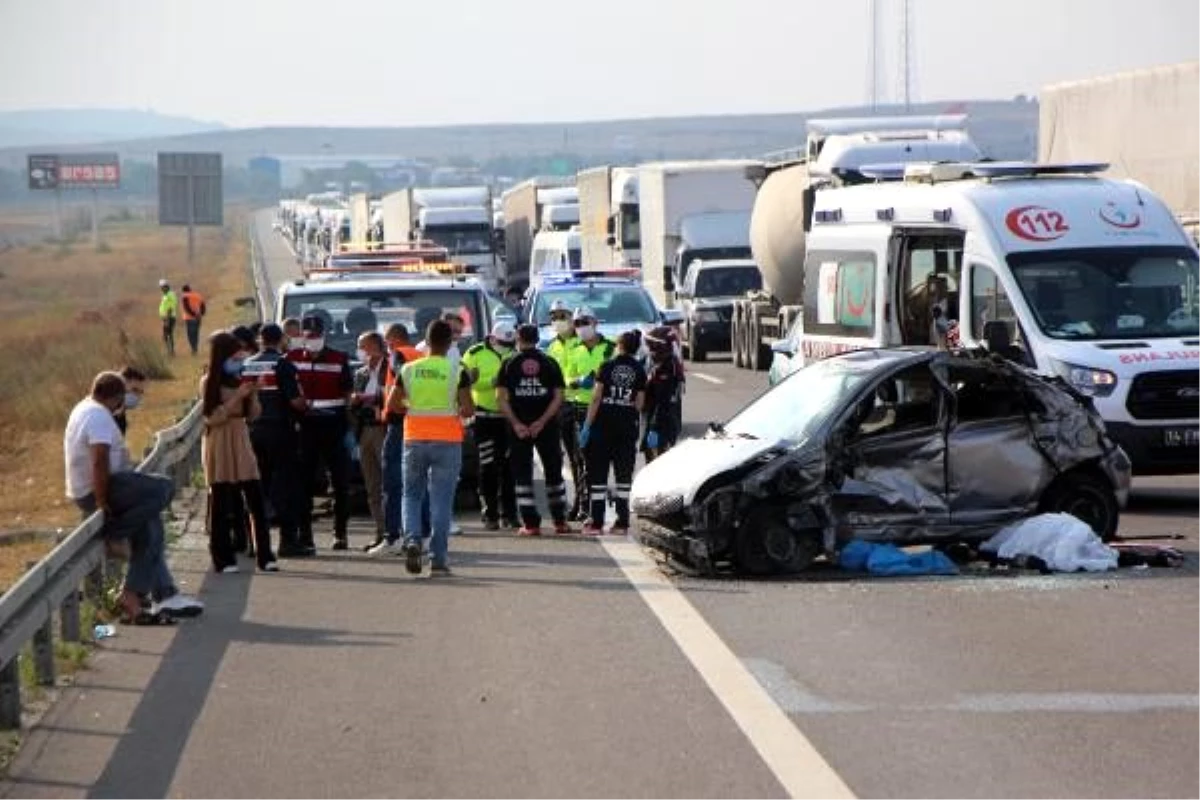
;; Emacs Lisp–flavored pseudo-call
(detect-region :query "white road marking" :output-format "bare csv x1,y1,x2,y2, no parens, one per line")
690,372,725,385
601,537,855,799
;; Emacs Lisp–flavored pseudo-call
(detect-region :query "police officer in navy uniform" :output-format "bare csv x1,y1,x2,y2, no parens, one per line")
288,314,354,552
498,323,571,536
243,323,309,557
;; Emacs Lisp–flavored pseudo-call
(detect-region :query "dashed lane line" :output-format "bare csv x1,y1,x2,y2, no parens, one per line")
601,536,856,799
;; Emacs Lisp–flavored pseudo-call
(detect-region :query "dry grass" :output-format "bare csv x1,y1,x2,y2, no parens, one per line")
0,207,256,586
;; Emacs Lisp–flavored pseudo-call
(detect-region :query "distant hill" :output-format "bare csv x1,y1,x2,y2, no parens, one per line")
0,99,1038,178
0,109,226,149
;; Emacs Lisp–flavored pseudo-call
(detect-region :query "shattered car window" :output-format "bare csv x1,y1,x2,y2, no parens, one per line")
726,357,876,444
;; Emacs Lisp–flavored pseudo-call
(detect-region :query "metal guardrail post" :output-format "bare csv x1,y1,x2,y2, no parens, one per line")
61,589,81,644
0,659,20,729
27,561,56,687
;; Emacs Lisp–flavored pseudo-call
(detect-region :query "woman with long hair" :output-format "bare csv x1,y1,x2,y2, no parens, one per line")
201,330,278,573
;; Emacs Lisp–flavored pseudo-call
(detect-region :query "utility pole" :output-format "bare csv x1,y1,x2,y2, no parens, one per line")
897,0,915,111
867,0,883,111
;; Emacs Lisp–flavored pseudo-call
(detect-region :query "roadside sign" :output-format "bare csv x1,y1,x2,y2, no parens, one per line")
157,152,223,226
27,154,59,190
58,153,121,189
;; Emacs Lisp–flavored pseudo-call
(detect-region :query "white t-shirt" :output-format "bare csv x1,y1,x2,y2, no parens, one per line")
64,398,130,499
416,340,462,373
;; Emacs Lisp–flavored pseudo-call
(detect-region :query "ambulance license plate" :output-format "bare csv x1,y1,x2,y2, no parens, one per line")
1162,428,1200,447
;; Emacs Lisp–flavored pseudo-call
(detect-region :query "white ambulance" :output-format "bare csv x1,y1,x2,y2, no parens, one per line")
796,161,1199,475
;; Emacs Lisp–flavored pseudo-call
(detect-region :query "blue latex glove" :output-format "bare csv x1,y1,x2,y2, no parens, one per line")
578,374,595,390
579,424,592,448
645,430,660,450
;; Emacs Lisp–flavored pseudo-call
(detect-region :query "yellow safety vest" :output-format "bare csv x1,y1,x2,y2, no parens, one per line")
159,291,179,319
400,355,463,443
565,337,615,405
461,343,509,414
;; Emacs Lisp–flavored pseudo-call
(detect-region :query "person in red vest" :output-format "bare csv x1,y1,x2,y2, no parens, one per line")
180,284,208,356
287,314,353,552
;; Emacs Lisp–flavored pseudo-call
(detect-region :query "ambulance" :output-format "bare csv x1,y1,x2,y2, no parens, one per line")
796,161,1199,475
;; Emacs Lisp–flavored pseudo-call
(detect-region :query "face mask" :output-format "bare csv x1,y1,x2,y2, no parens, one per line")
222,357,244,377
305,337,325,353
123,392,141,410
355,348,368,362
577,325,595,340
553,319,573,336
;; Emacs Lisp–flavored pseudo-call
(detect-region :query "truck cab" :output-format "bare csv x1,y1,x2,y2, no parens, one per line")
529,229,582,283
677,258,763,361
798,161,1199,475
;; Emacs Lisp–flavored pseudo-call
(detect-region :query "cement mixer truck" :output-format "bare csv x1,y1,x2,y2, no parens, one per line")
730,115,982,370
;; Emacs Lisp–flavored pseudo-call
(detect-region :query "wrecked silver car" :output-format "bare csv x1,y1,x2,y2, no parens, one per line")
631,349,1132,575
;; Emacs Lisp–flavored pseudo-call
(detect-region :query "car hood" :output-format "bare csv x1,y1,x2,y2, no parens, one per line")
631,434,781,512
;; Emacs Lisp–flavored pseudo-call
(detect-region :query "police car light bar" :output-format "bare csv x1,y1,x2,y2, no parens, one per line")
537,268,641,285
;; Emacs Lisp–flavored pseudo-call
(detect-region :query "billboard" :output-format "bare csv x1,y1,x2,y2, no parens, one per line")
28,152,121,190
158,152,223,226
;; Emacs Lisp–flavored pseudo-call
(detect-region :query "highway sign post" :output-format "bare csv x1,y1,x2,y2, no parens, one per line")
157,152,223,264
27,153,120,245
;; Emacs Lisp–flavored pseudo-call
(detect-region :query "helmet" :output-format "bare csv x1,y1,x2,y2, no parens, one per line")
490,320,516,345
549,299,571,316
573,305,597,322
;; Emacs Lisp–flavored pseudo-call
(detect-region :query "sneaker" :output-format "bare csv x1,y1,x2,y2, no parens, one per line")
404,542,423,575
367,540,404,558
517,525,542,537
152,594,205,618
429,563,453,577
482,519,500,531
219,565,240,574
449,523,463,536
362,537,384,553
553,521,572,535
581,524,603,536
607,525,630,537
331,537,349,551
259,561,280,573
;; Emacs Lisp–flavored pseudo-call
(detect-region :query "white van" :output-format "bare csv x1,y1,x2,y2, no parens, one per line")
529,228,582,283
796,161,1199,475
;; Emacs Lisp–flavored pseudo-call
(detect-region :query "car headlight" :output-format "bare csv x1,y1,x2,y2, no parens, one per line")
1052,359,1118,397
695,309,722,322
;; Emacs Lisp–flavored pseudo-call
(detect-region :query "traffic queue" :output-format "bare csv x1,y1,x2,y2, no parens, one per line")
205,292,686,577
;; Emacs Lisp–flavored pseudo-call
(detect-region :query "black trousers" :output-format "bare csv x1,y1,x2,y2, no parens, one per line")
299,416,350,543
185,318,202,355
474,415,517,522
208,481,274,570
251,420,302,547
510,419,567,528
584,427,637,528
562,403,588,518
161,317,176,356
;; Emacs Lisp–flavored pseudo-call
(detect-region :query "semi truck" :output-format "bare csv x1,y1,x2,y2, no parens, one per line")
637,160,762,311
499,178,578,290
730,115,982,369
578,166,641,271
381,186,497,286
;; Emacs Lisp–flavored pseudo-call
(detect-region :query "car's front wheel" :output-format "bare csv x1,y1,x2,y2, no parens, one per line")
1037,470,1119,542
735,511,822,575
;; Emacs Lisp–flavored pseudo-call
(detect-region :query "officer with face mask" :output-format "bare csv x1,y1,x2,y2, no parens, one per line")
287,314,353,552
564,306,615,524
462,321,519,529
545,300,583,519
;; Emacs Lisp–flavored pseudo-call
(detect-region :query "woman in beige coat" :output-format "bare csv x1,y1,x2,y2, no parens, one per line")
202,331,278,573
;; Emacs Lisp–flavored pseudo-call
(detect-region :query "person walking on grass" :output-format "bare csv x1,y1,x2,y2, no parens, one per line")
180,283,207,356
201,331,278,573
395,319,474,576
65,371,203,624
158,279,178,357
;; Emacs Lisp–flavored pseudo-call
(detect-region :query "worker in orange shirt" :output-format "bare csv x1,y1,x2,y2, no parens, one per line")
180,283,208,356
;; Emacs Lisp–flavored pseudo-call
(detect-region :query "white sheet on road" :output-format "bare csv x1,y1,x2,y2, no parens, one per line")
981,513,1118,572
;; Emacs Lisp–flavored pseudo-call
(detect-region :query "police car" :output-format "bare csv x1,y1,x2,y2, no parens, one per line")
520,271,684,348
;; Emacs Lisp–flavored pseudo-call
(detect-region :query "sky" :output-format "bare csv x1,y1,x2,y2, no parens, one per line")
0,0,1196,127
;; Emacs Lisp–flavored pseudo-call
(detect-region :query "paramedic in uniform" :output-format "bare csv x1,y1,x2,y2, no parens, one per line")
288,315,353,552
498,323,571,536
462,321,519,530
564,306,615,523
243,323,308,557
578,331,646,536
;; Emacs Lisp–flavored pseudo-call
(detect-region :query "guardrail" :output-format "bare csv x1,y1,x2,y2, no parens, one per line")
0,214,269,730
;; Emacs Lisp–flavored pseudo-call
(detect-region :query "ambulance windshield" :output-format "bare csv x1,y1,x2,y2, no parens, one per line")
1008,246,1199,340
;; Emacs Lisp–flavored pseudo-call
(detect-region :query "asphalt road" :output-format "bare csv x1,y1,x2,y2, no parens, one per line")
3,210,1195,798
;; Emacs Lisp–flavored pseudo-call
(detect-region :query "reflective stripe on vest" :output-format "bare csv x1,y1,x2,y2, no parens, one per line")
288,349,347,405
400,355,462,442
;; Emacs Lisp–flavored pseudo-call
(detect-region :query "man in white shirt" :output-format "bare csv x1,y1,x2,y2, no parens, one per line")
65,372,203,622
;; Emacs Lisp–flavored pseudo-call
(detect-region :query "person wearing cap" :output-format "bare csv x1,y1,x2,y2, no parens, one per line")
641,326,685,462
287,314,354,553
578,330,647,536
180,283,207,356
564,306,615,523
243,323,308,557
158,280,179,357
544,300,582,515
462,321,519,529
498,323,571,536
